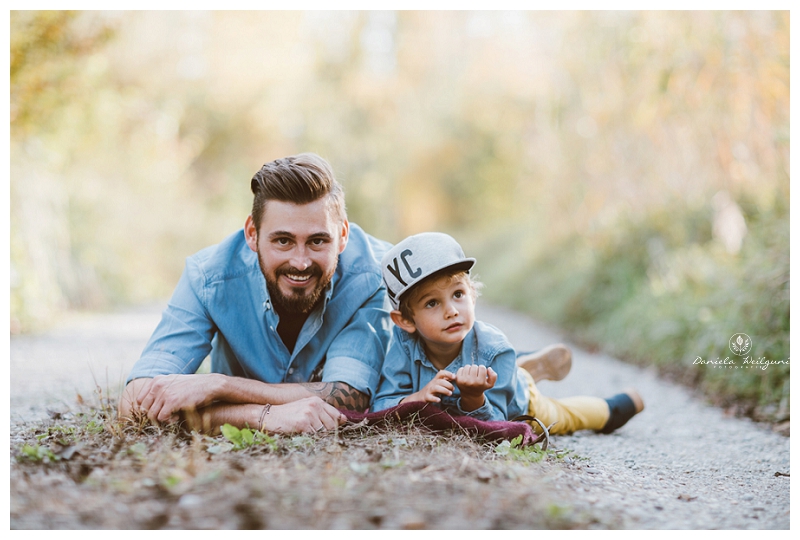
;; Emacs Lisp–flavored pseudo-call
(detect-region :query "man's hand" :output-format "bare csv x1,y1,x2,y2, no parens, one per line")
261,397,347,434
119,372,367,433
134,373,227,424
454,365,497,412
402,370,455,404
178,398,346,435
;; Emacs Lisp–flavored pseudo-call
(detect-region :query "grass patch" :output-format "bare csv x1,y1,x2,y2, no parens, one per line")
11,403,598,529
494,434,572,463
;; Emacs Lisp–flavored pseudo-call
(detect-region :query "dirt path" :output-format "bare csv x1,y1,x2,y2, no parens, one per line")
9,303,790,529
478,304,790,529
10,304,160,423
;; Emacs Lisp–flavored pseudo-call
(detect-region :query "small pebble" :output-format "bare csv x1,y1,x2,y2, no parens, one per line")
178,494,203,509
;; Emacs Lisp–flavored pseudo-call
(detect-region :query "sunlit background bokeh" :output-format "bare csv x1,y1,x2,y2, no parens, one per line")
10,10,789,419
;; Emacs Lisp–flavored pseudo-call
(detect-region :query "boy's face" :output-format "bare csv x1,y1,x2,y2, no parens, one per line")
399,273,476,349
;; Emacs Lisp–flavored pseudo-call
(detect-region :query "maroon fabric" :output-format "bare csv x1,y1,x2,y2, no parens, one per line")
341,401,536,446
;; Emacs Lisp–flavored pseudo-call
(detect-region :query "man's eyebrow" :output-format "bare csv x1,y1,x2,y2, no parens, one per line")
267,231,296,239
267,231,333,240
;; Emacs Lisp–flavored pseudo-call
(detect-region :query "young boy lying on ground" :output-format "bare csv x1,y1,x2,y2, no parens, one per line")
371,232,643,435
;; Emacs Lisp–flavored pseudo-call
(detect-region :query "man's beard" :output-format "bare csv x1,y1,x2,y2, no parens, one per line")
258,252,333,315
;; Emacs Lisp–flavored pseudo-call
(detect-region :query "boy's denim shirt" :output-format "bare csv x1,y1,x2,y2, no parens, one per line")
372,320,529,421
127,223,393,399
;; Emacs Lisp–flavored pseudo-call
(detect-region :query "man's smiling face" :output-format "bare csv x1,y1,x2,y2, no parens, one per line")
245,197,349,315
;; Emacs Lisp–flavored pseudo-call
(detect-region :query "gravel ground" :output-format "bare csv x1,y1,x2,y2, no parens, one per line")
478,304,790,530
9,304,157,423
9,303,791,529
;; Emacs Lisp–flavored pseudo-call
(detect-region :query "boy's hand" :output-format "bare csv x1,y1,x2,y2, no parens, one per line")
454,365,497,412
401,370,455,404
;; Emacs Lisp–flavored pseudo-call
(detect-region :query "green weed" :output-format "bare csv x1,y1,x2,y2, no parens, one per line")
219,424,277,451
547,503,569,520
494,435,554,463
39,425,78,444
18,443,59,463
126,442,148,460
286,435,314,450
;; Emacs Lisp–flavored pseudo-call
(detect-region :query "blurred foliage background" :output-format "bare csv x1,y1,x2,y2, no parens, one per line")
10,11,789,420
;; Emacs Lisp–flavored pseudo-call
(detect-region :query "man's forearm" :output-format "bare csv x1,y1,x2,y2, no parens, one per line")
218,377,369,412
182,402,262,435
301,381,369,411
118,375,370,426
181,396,348,435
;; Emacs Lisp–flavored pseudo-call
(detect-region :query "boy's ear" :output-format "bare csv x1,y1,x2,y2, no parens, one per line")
390,310,416,334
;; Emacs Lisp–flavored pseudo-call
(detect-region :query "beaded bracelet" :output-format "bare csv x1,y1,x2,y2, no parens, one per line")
258,403,272,432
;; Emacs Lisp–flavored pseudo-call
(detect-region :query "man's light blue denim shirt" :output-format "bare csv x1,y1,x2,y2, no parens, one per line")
127,223,393,398
371,320,529,421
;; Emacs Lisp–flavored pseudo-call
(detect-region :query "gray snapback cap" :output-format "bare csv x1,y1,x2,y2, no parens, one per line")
381,232,475,310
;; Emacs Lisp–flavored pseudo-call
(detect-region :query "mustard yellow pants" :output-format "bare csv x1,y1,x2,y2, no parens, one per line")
518,368,610,435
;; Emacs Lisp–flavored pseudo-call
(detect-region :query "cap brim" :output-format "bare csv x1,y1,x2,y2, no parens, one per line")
392,258,476,308
440,259,476,275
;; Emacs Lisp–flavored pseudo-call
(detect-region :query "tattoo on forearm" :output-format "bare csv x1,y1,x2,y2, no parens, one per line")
304,382,369,411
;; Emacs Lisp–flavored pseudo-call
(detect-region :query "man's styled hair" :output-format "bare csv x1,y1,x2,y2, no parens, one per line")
397,268,483,322
250,153,346,232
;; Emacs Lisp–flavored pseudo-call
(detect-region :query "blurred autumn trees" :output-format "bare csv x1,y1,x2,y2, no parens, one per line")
10,11,788,415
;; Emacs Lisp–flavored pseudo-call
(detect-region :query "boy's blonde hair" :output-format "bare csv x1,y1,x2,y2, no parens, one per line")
397,267,483,322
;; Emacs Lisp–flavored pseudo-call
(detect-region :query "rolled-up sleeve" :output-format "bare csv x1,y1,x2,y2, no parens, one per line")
322,287,392,398
454,396,497,421
127,257,216,382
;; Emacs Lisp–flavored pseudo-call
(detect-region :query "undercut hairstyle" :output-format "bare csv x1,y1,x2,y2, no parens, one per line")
398,268,483,323
250,153,346,232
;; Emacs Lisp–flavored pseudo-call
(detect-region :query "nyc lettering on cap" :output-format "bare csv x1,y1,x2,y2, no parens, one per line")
381,232,476,310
